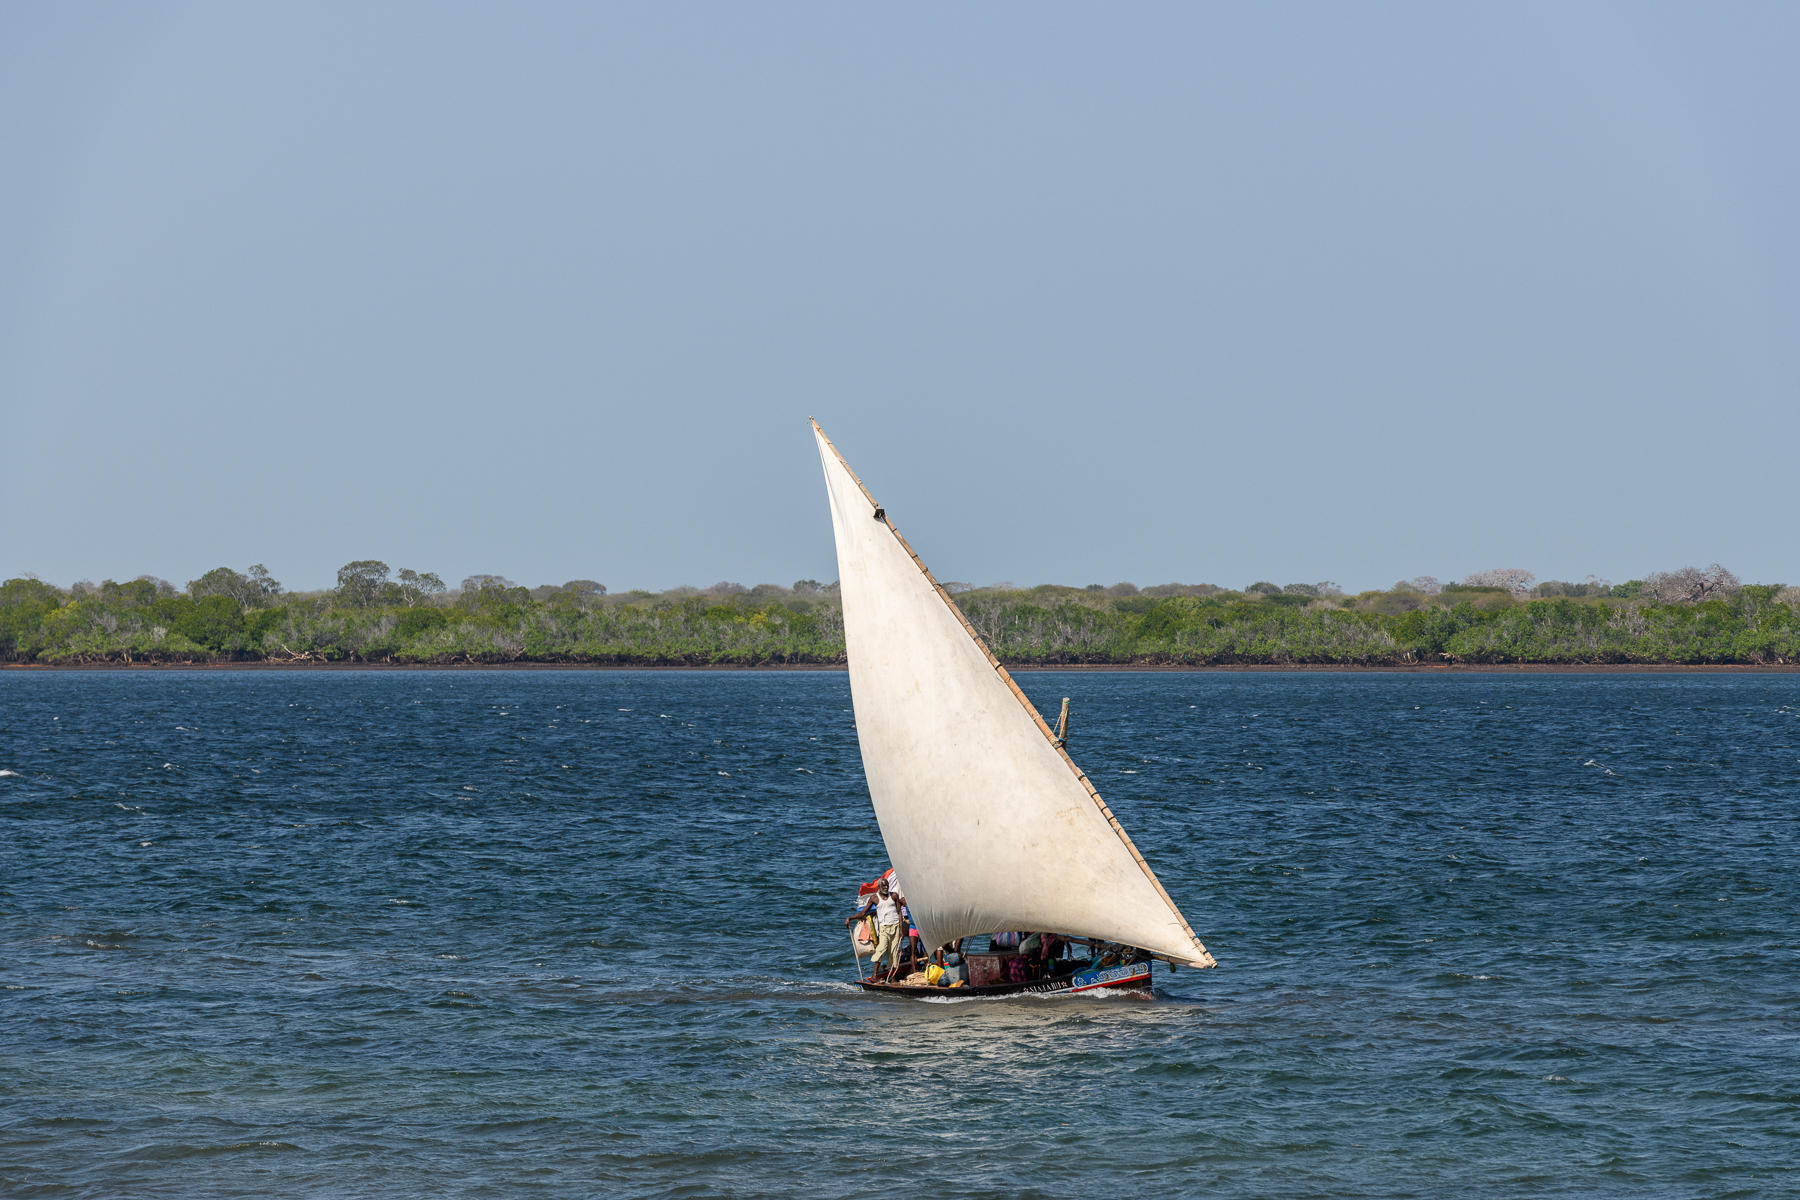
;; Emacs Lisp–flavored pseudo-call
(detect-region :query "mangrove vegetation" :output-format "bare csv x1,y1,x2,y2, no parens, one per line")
3,562,1797,667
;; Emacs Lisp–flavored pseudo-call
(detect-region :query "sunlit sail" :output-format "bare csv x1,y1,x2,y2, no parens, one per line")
814,419,1214,970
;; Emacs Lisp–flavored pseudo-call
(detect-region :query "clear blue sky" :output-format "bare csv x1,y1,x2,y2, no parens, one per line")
4,3,1795,594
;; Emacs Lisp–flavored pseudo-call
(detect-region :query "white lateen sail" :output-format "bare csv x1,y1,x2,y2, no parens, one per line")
814,420,1215,968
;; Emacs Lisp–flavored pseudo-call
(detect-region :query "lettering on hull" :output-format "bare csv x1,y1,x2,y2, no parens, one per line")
1065,963,1152,992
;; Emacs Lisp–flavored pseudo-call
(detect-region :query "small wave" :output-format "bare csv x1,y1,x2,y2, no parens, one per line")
905,984,1154,1005
124,1140,303,1160
1061,985,1153,1002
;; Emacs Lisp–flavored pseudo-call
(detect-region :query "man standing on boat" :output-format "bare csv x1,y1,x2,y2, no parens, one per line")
846,877,905,980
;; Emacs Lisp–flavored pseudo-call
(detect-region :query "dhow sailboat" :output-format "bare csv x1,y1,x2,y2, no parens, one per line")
813,419,1215,997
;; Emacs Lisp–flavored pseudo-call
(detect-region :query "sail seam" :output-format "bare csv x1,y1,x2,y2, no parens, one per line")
809,419,1213,965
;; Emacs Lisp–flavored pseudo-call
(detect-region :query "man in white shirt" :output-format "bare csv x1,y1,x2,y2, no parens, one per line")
847,878,905,980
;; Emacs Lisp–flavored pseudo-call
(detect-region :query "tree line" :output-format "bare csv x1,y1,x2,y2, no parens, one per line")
2,561,1797,666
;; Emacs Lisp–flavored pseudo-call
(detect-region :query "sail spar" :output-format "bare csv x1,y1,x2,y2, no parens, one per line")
814,420,1215,968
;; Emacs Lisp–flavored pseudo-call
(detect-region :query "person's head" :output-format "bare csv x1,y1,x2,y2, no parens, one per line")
877,880,889,896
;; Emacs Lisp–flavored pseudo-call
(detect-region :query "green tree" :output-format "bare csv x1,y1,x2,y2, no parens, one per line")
396,568,446,606
336,560,391,607
247,564,282,601
100,578,161,607
555,579,606,608
172,594,245,651
0,577,64,657
396,607,449,639
459,574,516,596
188,566,277,610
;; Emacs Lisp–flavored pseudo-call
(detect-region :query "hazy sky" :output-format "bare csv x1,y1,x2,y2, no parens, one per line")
4,3,1795,595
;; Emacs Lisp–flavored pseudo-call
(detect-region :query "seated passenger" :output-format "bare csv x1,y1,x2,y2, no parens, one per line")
935,939,969,985
1017,932,1043,978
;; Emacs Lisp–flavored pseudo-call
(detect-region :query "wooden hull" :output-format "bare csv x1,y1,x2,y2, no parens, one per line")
856,960,1153,998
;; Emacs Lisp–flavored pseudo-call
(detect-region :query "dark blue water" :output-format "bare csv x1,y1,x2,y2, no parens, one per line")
3,669,1797,1198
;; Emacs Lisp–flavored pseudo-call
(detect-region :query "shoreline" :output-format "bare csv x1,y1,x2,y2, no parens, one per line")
4,661,1797,674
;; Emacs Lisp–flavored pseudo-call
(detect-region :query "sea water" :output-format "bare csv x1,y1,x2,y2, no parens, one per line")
2,669,1796,1198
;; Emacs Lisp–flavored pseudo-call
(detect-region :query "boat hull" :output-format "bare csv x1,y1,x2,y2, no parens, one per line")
856,960,1153,998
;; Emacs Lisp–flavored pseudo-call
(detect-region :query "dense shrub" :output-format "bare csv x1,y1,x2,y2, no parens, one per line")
3,575,1795,666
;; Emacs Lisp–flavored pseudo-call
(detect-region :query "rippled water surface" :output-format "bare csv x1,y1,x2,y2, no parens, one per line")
3,669,1797,1198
